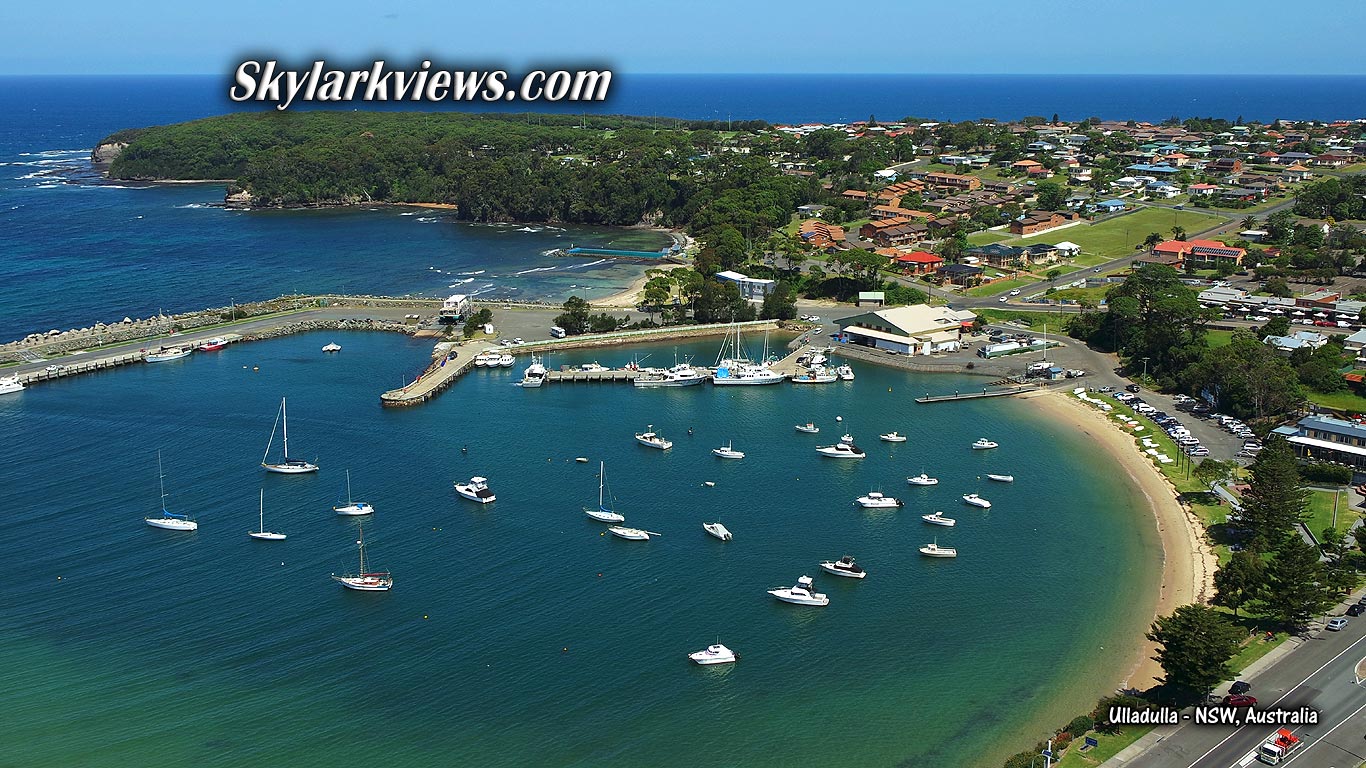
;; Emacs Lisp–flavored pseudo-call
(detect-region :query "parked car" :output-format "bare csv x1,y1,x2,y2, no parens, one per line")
1126,384,1141,393
1327,617,1350,631
1222,694,1257,707
1229,681,1251,695
1348,604,1366,617
1098,386,1113,393
1009,289,1021,296
1357,594,1366,606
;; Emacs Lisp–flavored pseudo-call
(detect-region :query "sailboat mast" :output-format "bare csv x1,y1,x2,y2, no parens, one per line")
158,450,167,512
599,461,605,509
358,528,367,573
259,488,265,532
346,470,353,504
281,398,290,460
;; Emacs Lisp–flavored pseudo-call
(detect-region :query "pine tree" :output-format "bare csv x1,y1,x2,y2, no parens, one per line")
1260,536,1333,629
1146,605,1244,703
1239,438,1309,552
1212,551,1265,618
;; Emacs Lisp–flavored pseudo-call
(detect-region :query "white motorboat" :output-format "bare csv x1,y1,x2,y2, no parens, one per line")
791,367,837,384
584,461,626,523
579,362,608,372
331,527,392,591
473,352,492,368
835,364,854,381
907,473,939,486
248,488,286,540
332,469,374,516
712,441,745,459
962,493,992,509
261,397,319,474
634,362,708,387
816,434,865,458
608,526,656,541
919,540,957,558
986,473,1015,483
794,423,819,434
856,492,903,509
768,575,830,606
971,438,999,450
635,425,673,450
0,375,24,395
880,432,908,442
322,342,342,353
454,476,496,503
498,354,515,367
921,511,956,527
819,555,867,579
145,346,191,362
688,643,738,665
703,522,733,541
519,355,547,387
145,451,198,531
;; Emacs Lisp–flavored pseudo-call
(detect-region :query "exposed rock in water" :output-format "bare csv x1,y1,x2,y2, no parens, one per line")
224,188,256,208
91,142,127,165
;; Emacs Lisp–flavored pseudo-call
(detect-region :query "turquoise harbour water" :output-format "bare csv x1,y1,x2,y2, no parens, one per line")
3,332,1155,767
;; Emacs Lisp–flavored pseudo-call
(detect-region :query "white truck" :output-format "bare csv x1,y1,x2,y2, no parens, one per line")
1256,728,1301,764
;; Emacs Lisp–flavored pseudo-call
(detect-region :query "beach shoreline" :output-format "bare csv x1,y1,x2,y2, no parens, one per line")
1026,389,1217,690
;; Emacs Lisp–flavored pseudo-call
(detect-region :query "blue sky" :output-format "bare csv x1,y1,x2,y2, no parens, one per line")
3,0,1363,75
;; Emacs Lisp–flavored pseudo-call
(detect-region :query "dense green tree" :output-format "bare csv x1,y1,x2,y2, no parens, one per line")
1239,438,1310,552
1212,551,1265,619
1260,316,1291,338
1294,342,1348,394
554,296,592,335
1178,331,1304,421
1035,181,1068,211
1262,277,1293,298
1079,265,1208,379
1260,535,1334,629
759,282,798,321
1146,605,1244,702
461,307,494,338
1194,458,1239,487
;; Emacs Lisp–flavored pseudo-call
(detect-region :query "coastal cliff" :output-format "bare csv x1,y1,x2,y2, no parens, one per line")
91,141,126,165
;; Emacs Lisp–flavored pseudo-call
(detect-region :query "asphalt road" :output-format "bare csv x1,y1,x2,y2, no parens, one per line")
1124,615,1366,768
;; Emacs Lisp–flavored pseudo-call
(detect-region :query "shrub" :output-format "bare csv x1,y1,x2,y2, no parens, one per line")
1300,462,1353,485
1065,714,1095,736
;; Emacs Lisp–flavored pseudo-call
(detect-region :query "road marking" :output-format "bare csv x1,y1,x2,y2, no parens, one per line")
1184,631,1366,768
1236,752,1256,766
1280,698,1366,765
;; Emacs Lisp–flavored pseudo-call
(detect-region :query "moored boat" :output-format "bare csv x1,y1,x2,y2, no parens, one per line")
688,643,738,665
260,397,319,474
971,438,999,450
856,491,903,509
919,540,957,558
703,522,733,541
835,364,855,381
145,451,197,531
198,337,228,351
794,422,819,434
454,476,496,503
519,355,547,387
711,441,744,459
608,526,655,541
321,342,342,353
921,511,956,527
880,431,908,442
498,353,515,367
584,461,626,523
986,473,1014,483
816,434,865,458
0,375,24,396
906,473,939,486
962,493,992,509
768,575,830,606
248,488,286,540
635,425,673,450
145,346,191,362
791,367,837,384
819,555,866,579
331,527,392,591
332,469,374,516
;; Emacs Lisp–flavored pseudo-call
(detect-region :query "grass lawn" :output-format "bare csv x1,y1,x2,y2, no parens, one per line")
1057,725,1152,768
1305,488,1357,538
1206,330,1235,349
976,309,1072,332
1306,389,1366,414
966,277,1035,297
1048,285,1113,304
1047,207,1227,258
967,230,1013,245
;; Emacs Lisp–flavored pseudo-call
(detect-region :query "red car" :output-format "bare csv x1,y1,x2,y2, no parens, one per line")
1222,694,1257,707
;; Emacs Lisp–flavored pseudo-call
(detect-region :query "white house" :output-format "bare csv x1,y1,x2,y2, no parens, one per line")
1262,331,1327,355
1148,184,1181,198
1053,241,1082,258
440,294,471,319
715,270,776,300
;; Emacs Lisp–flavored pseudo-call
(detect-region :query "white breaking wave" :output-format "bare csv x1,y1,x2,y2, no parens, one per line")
516,226,541,233
564,258,611,270
399,211,415,216
513,266,558,276
456,270,485,276
175,203,210,209
469,283,498,297
416,216,438,223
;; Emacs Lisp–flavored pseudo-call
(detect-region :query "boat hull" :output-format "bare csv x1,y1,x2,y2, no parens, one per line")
0,378,24,395
689,653,737,665
768,590,830,606
263,461,319,474
986,474,1014,482
818,564,866,579
145,517,197,531
880,435,908,442
585,508,625,523
907,477,938,486
816,447,865,458
145,350,191,362
332,575,392,591
712,449,744,459
455,487,496,503
794,425,819,433
919,548,957,558
635,437,673,450
608,526,650,540
962,496,992,509
703,523,732,541
249,531,287,540
333,503,373,516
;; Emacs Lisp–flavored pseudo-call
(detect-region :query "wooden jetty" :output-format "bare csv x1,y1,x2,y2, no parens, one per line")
16,351,147,384
914,385,1037,404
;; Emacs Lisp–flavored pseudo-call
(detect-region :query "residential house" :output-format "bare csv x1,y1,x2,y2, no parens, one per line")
1151,239,1246,266
1009,210,1079,236
966,243,1027,270
796,204,828,218
714,270,776,300
798,220,846,250
1186,183,1219,196
886,249,943,275
924,172,982,192
937,263,984,286
1093,199,1127,213
1208,158,1244,174
1262,331,1327,355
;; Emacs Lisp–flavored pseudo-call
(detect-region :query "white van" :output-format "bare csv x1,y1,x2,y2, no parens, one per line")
549,326,567,338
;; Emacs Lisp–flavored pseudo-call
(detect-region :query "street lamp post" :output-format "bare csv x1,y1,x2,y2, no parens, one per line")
1141,356,1150,385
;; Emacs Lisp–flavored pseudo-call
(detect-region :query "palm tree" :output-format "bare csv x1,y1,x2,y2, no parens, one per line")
1241,214,1260,231
1171,225,1187,240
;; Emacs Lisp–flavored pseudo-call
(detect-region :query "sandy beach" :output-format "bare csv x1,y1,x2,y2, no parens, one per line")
1026,389,1217,690
593,262,685,308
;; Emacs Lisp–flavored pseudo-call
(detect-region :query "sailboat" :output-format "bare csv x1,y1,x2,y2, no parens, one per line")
711,323,784,385
248,489,286,540
331,526,392,591
332,469,374,516
261,397,319,474
584,461,626,523
145,451,198,531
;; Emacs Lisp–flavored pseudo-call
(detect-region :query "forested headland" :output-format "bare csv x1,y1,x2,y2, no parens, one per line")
96,111,810,230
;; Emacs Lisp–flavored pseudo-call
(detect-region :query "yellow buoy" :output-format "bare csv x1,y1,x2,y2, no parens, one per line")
424,615,429,620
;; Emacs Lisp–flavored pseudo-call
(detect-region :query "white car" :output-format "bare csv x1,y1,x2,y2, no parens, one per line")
1009,290,1021,296
999,296,1008,302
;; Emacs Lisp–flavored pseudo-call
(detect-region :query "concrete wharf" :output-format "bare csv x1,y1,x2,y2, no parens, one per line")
913,385,1039,403
380,349,482,406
